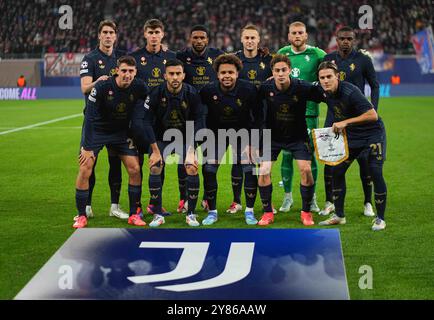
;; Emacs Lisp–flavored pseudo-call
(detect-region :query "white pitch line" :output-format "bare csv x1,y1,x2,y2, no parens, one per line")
0,113,82,136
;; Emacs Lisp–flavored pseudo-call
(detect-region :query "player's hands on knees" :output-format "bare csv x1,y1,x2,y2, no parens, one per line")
79,147,95,166
149,151,163,168
332,121,347,134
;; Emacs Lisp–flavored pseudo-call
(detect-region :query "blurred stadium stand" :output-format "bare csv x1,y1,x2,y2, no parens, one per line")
0,0,433,92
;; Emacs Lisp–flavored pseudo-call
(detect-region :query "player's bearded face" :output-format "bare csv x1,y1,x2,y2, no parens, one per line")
241,30,260,51
272,62,291,86
164,66,185,90
319,69,339,93
337,31,355,54
145,28,164,47
99,26,116,48
116,64,137,87
191,31,208,53
288,26,307,49
218,64,238,90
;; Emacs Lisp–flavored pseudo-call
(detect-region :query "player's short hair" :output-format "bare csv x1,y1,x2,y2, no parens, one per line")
98,20,117,34
337,26,355,35
270,54,291,69
241,24,260,35
213,54,243,73
117,56,136,67
288,21,306,30
165,59,184,71
144,19,164,31
190,25,209,36
318,61,339,74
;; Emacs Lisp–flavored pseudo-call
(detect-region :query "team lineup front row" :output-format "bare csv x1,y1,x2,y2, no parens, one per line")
73,52,387,231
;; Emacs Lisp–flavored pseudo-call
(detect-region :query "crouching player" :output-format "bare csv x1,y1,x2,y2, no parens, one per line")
73,56,162,228
141,59,205,227
317,61,387,231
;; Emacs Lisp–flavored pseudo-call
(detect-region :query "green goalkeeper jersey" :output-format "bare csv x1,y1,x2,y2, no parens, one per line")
277,44,326,117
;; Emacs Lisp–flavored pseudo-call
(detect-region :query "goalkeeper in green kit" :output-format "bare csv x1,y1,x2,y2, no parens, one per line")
277,21,326,213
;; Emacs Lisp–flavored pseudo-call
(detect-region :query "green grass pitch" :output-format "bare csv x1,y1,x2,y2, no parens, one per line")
0,97,433,299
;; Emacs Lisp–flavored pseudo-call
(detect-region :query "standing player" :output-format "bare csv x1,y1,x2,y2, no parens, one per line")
177,25,224,212
221,24,273,215
277,21,326,214
256,54,324,226
199,54,261,226
316,61,386,231
321,26,380,217
79,20,128,220
142,59,205,227
130,19,176,215
73,56,162,228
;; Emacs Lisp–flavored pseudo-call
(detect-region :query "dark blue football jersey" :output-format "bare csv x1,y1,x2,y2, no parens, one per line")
130,47,177,88
235,51,272,86
200,79,261,133
323,49,379,110
323,81,384,148
176,47,224,91
259,78,324,143
145,82,205,141
83,77,149,147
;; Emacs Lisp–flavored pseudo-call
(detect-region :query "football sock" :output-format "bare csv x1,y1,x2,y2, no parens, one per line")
324,165,334,203
108,155,122,204
358,156,373,204
231,164,243,204
281,151,294,193
148,174,162,214
300,184,314,212
204,171,218,211
258,184,273,213
370,165,387,220
244,169,258,209
186,174,200,215
128,184,142,216
76,189,89,216
177,164,187,201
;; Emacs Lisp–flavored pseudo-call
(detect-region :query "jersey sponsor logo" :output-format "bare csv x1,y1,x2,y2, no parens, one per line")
248,70,257,80
196,66,206,76
116,103,126,113
291,68,301,78
152,68,161,78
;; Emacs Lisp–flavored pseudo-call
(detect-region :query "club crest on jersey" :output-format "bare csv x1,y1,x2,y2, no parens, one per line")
170,110,178,120
350,63,356,71
291,68,300,78
213,95,218,101
140,57,147,66
196,66,206,76
339,71,346,81
207,57,213,65
98,60,105,69
259,62,265,70
181,101,188,109
116,103,126,113
110,69,116,76
333,106,343,119
130,94,134,102
186,57,191,64
163,59,167,65
292,95,298,102
270,92,274,97
236,98,242,107
152,68,161,78
248,70,257,80
107,90,114,100
161,97,167,107
279,104,289,113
